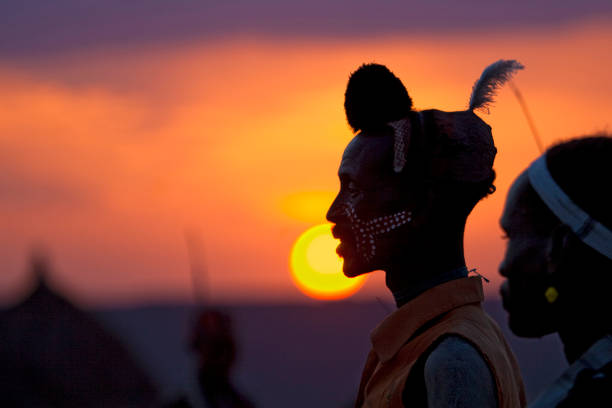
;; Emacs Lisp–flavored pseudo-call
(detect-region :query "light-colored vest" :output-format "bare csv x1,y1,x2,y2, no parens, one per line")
355,277,526,408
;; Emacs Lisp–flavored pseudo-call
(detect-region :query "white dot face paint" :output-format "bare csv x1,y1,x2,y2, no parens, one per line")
344,202,412,262
327,131,417,275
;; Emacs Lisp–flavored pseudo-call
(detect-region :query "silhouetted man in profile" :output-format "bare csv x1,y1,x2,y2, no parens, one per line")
326,61,526,407
499,135,612,407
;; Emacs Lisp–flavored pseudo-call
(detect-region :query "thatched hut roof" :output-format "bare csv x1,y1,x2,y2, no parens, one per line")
0,258,158,407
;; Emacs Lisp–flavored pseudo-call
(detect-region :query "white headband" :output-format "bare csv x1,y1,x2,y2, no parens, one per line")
527,155,612,260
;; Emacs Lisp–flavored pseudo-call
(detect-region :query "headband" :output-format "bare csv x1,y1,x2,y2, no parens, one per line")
527,155,612,260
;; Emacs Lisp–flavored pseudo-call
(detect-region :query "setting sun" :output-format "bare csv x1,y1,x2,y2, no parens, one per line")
290,224,367,300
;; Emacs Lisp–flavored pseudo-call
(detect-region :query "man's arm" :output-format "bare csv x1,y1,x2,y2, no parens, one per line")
424,336,498,408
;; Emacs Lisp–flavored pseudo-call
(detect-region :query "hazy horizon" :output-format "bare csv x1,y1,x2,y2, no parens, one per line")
1,2,611,305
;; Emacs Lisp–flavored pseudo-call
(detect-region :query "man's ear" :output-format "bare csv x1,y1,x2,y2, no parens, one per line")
546,224,574,276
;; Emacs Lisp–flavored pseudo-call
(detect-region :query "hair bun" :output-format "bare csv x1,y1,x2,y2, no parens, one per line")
344,63,413,132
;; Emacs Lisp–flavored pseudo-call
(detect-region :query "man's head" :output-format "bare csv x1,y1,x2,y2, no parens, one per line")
499,136,612,338
327,63,497,277
326,128,417,276
191,310,236,378
344,63,413,133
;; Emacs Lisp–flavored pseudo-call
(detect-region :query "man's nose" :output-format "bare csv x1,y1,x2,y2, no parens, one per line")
326,195,342,223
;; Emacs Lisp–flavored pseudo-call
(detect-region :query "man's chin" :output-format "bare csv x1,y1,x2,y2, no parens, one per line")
507,312,556,338
341,254,373,278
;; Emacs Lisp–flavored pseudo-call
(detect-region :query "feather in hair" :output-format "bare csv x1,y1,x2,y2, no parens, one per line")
469,60,524,113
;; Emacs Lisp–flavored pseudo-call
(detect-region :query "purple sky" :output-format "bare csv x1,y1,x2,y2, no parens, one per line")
2,0,611,57
1,1,611,304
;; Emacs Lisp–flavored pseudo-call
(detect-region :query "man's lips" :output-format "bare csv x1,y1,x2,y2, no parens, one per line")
336,241,346,257
331,224,351,240
331,225,352,257
330,224,341,239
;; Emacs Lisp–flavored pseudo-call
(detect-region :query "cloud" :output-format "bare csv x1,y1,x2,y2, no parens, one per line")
0,23,611,304
1,0,611,57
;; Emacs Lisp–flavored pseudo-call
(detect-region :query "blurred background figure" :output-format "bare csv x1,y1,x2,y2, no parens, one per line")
499,135,612,407
190,309,255,408
160,231,255,408
0,252,158,407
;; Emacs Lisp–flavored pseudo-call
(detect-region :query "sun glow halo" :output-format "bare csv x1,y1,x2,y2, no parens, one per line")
290,224,366,300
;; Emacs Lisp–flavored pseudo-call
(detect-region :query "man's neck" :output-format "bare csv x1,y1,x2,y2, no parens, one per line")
559,319,610,364
389,266,468,307
384,229,467,307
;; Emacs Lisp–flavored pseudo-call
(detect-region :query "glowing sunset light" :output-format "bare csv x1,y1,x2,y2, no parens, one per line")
290,224,366,300
280,191,336,223
1,18,611,305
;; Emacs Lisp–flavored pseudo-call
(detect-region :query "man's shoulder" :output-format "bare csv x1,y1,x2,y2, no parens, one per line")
423,335,498,408
425,335,489,373
443,302,507,342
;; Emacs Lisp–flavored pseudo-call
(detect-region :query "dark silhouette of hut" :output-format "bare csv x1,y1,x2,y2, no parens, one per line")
0,256,158,407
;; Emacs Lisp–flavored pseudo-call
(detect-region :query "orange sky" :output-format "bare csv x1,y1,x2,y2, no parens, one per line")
1,20,611,305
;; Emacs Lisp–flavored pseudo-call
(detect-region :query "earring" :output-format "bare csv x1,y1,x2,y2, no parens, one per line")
544,286,559,304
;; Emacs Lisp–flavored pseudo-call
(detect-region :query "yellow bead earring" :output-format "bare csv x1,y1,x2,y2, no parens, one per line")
544,286,559,304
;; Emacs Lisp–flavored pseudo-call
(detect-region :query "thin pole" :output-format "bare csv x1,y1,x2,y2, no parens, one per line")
509,80,544,153
184,229,208,308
